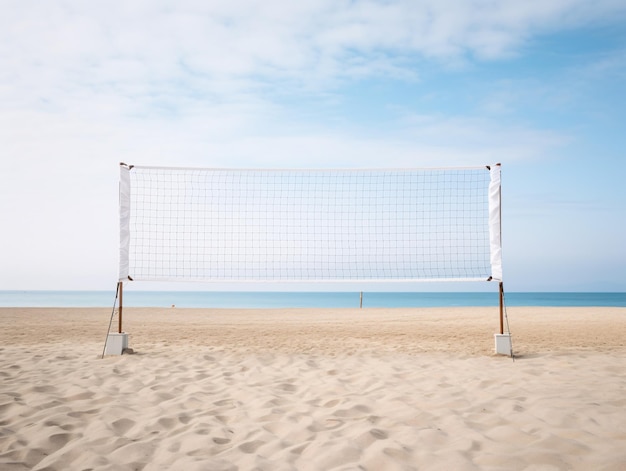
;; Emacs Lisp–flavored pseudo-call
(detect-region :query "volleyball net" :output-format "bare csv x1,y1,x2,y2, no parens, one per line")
119,164,502,284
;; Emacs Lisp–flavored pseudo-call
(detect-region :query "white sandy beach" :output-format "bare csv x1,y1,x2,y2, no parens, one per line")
1,307,626,470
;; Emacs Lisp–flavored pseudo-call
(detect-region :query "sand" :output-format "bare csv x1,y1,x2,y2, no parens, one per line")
1,306,625,470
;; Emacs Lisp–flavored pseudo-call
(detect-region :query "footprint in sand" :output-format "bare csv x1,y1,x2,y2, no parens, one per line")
43,420,75,432
112,418,136,435
369,428,388,440
213,399,234,407
323,399,341,408
157,417,177,429
65,391,95,401
213,437,231,445
67,408,99,419
290,442,310,455
178,414,192,424
334,404,371,418
323,418,344,430
277,383,297,392
239,440,265,453
49,432,76,448
263,397,290,408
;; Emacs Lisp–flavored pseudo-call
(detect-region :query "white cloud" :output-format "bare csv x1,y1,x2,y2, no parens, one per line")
2,0,624,133
3,0,625,99
4,0,612,173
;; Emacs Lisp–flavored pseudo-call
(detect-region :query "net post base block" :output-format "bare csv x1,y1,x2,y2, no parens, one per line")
494,333,512,355
105,332,129,355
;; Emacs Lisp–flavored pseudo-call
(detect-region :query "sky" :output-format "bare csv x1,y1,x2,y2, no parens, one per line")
1,0,625,293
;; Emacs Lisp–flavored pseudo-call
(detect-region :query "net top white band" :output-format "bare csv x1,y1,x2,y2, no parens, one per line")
122,163,494,172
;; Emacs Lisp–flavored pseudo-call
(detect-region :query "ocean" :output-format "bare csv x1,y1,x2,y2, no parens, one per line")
0,291,624,308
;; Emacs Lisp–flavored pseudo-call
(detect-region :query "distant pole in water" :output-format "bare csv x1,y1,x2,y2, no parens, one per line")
360,291,363,309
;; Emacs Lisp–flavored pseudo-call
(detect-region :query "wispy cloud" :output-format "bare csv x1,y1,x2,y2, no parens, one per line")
3,0,625,102
5,1,609,164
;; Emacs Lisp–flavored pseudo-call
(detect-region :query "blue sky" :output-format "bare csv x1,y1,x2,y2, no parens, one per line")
1,0,625,292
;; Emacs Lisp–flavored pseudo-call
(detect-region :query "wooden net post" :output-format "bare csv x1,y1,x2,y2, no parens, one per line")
118,281,123,333
499,282,504,335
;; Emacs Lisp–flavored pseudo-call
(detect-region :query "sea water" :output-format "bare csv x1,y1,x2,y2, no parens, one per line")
0,291,624,308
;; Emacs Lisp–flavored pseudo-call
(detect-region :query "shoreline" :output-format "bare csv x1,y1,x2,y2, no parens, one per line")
1,290,624,310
